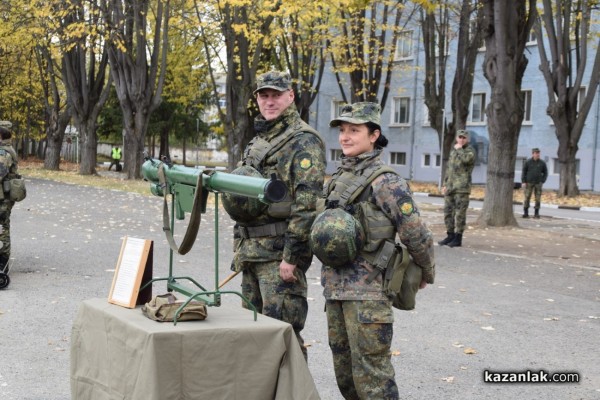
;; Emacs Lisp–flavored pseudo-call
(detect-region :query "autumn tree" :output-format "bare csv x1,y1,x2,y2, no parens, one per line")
100,0,170,179
478,0,537,227
328,0,411,108
60,0,112,175
534,0,600,197
421,0,483,183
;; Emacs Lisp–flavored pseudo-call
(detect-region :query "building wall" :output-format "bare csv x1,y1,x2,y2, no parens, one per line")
310,16,600,192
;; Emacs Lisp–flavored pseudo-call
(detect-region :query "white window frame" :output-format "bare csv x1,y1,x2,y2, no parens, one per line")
395,31,413,61
522,90,532,124
330,149,343,162
392,97,411,125
469,93,486,124
390,152,407,166
331,100,347,120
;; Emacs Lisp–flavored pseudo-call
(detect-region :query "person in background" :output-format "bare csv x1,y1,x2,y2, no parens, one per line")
521,148,548,219
0,122,19,272
313,102,435,399
223,71,326,360
109,146,122,171
438,129,476,248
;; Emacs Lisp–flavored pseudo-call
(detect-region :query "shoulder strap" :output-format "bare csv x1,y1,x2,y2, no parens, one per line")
338,165,397,207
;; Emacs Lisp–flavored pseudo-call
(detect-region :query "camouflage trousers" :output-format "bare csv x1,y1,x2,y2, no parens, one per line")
523,183,543,209
241,260,308,360
0,200,13,260
325,299,398,400
443,193,470,234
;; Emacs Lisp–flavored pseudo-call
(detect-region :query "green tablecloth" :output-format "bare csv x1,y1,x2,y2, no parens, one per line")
71,298,320,400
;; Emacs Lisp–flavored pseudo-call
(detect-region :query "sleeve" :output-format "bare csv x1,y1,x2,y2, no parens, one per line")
541,161,548,183
282,133,326,266
372,174,435,283
522,160,529,183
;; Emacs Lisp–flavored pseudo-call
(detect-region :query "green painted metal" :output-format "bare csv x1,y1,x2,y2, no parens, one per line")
140,156,288,323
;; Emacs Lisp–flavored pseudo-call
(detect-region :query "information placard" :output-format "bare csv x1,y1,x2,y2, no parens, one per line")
108,237,153,308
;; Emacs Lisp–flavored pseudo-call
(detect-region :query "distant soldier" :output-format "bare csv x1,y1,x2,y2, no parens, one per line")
521,148,548,219
438,129,476,248
222,70,326,360
310,102,435,399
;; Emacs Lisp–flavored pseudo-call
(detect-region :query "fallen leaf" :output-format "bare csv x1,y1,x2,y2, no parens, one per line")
546,299,555,302
543,317,560,321
391,350,401,356
441,376,455,383
481,326,495,331
464,348,477,355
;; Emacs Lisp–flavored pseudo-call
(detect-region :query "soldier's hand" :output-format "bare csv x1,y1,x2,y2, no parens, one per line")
419,279,427,289
279,260,298,283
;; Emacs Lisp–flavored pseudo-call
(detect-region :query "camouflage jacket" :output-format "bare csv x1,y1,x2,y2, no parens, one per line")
0,142,18,179
521,158,548,184
321,150,435,301
233,105,326,270
444,144,475,194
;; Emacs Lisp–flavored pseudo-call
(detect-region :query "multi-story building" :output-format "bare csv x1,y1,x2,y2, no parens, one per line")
310,20,600,192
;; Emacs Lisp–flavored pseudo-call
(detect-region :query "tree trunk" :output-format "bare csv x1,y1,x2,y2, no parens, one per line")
43,109,71,170
478,0,535,227
557,142,580,196
78,118,98,175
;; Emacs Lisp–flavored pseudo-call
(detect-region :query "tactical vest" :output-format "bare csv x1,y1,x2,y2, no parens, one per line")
242,120,322,219
324,164,397,266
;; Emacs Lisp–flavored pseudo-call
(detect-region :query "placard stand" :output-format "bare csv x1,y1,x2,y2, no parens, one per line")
108,237,153,308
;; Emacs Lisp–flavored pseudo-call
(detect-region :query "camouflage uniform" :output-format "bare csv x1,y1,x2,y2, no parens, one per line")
0,123,18,269
231,72,326,360
442,133,476,235
521,149,548,217
322,103,435,400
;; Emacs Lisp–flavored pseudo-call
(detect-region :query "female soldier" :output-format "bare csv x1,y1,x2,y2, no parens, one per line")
310,102,435,399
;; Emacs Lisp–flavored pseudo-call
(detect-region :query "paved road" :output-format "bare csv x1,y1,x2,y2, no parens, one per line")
1,177,599,399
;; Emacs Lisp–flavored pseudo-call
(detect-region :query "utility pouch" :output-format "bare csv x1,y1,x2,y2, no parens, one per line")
382,244,423,311
8,178,26,202
142,293,207,322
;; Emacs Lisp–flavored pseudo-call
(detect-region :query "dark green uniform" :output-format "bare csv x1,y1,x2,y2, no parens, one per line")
232,105,326,359
522,156,548,215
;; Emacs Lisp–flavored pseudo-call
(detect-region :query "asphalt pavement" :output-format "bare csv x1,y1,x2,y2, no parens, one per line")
1,177,599,400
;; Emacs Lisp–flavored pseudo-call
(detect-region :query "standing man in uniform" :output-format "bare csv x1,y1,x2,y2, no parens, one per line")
438,129,476,248
222,71,326,360
521,147,548,219
0,122,19,271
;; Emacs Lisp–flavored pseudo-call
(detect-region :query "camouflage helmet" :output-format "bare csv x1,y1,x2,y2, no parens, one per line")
309,208,365,268
221,165,268,223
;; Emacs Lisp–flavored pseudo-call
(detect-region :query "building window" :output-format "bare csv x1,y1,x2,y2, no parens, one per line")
423,153,441,167
526,29,536,45
577,87,586,114
422,103,430,126
470,93,486,123
331,100,347,120
395,31,413,60
522,90,532,123
330,149,343,162
515,157,526,173
392,97,411,124
390,152,406,166
552,158,580,175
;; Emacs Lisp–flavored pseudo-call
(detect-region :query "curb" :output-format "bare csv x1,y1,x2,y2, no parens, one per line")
413,192,600,213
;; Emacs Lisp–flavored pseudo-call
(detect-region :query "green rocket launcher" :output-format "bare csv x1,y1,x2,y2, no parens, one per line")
140,155,287,321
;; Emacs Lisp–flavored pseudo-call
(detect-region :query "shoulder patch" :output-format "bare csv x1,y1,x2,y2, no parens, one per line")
300,158,312,169
399,197,414,216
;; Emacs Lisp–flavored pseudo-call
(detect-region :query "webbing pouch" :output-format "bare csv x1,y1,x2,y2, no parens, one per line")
142,293,207,322
382,244,423,311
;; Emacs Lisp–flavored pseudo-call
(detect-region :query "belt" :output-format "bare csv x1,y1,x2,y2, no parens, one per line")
238,221,289,239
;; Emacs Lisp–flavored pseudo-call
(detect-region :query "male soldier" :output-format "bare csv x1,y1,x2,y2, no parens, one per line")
223,71,326,360
521,147,548,219
0,122,19,271
438,129,476,248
